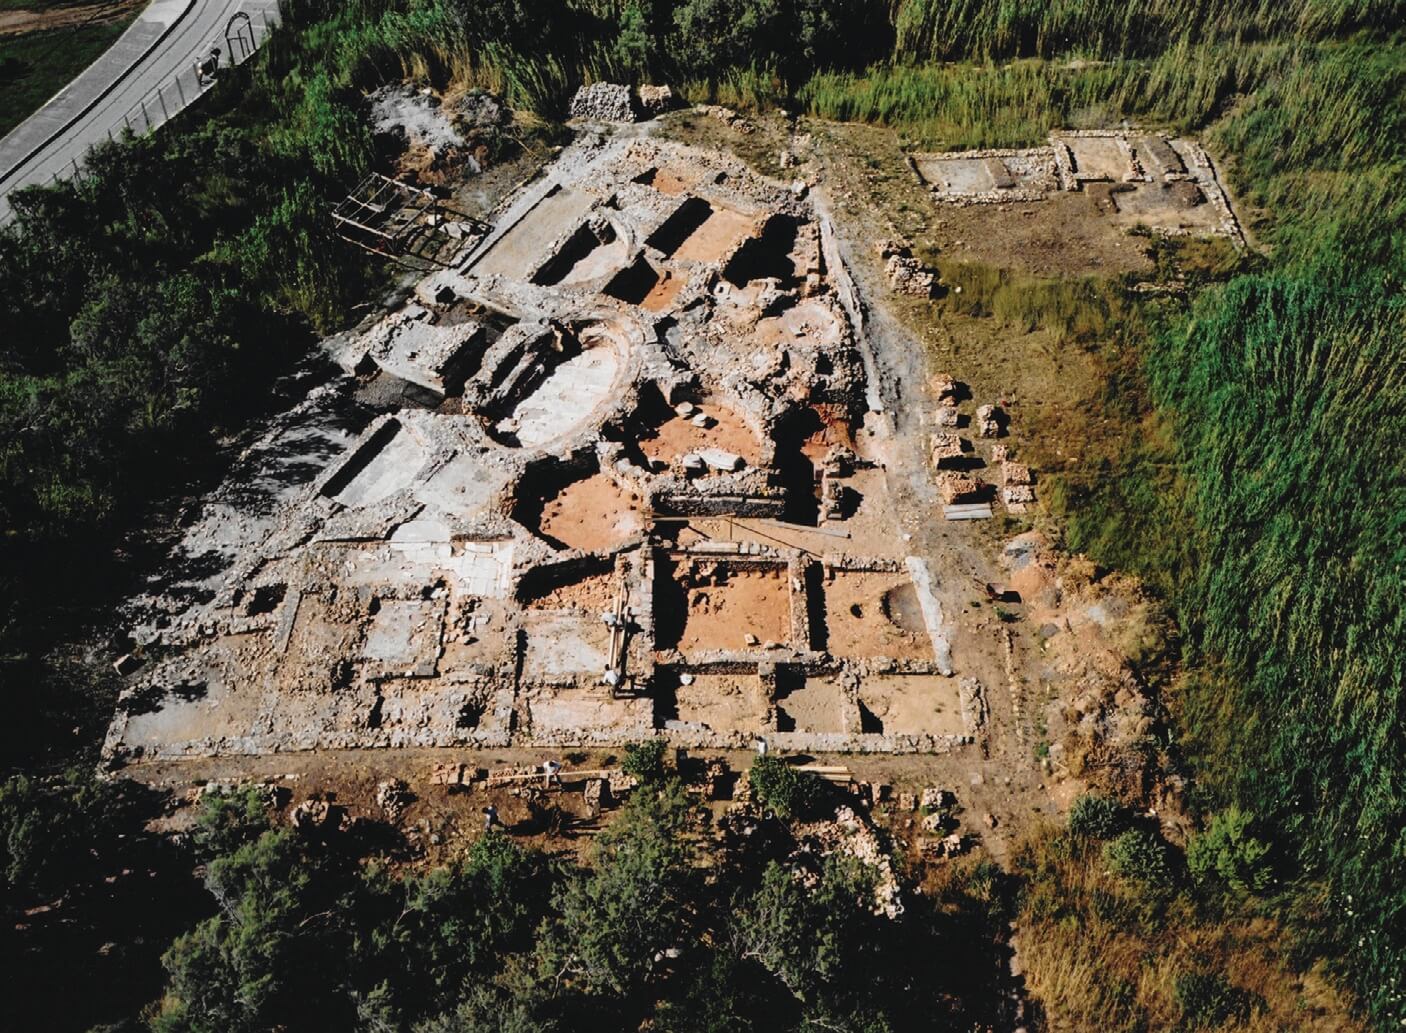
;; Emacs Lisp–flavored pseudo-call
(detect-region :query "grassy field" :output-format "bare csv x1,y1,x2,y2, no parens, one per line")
0,18,134,137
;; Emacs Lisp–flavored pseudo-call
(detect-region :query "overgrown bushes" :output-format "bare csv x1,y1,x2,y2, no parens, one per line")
1186,808,1274,896
141,782,1009,1033
621,738,670,783
1174,970,1264,1030
746,755,821,818
1104,827,1178,894
1067,793,1128,841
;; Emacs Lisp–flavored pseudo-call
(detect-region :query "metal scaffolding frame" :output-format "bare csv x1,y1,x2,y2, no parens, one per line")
330,173,488,267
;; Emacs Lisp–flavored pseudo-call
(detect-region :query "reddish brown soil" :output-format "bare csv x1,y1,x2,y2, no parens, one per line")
858,674,965,737
924,192,1155,278
801,403,856,464
671,673,765,733
651,168,693,195
524,571,619,611
823,572,933,660
776,676,847,733
678,569,790,653
673,207,756,262
640,270,685,312
539,473,644,552
640,401,764,467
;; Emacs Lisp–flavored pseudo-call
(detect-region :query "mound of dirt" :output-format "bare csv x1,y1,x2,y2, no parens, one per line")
368,84,464,157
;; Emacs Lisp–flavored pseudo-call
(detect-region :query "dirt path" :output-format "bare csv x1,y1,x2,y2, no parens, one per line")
815,171,1055,854
0,0,140,37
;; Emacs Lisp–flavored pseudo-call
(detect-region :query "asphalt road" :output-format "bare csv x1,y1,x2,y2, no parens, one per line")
0,0,280,215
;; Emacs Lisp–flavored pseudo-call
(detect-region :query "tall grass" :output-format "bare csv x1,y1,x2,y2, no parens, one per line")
800,38,1406,266
937,261,1132,343
1142,270,1406,1026
796,18,1406,1027
890,0,1406,62
1014,825,1365,1031
798,41,1295,149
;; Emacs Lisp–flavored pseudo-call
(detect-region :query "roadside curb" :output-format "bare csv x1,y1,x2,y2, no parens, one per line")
0,0,198,190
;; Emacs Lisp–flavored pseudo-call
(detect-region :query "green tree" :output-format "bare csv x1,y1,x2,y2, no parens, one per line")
613,0,656,75
153,829,353,1033
353,832,555,1023
654,945,798,1033
188,786,271,861
545,781,697,996
621,738,669,784
734,857,874,1000
671,0,782,76
0,770,128,902
734,854,916,1030
412,986,549,1033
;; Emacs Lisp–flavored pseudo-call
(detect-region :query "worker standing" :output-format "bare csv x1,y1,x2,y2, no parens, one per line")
482,804,499,832
542,759,562,789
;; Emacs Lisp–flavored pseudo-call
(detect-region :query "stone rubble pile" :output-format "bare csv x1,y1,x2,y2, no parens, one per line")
376,778,412,820
875,239,936,297
793,805,905,918
570,82,637,122
636,83,674,117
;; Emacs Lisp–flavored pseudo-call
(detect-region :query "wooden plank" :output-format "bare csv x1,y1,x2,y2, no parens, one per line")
758,518,851,539
794,764,854,783
485,768,620,784
331,211,397,241
944,503,993,521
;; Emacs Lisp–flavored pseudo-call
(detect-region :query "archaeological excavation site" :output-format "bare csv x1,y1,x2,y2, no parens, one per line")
8,2,1395,1026
103,132,999,769
912,129,1244,245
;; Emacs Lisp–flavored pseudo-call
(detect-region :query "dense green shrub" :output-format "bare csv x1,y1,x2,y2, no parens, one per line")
1187,808,1274,896
355,832,556,1022
412,987,549,1033
0,771,126,899
1174,971,1263,1029
1067,794,1128,841
188,786,273,861
621,738,670,783
1103,828,1177,893
746,755,821,819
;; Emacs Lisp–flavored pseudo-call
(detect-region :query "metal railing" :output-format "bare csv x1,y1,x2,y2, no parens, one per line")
105,7,276,143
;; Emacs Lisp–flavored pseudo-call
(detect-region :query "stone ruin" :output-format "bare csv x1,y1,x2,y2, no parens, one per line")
911,129,1245,246
874,239,936,298
569,82,676,124
103,135,982,770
